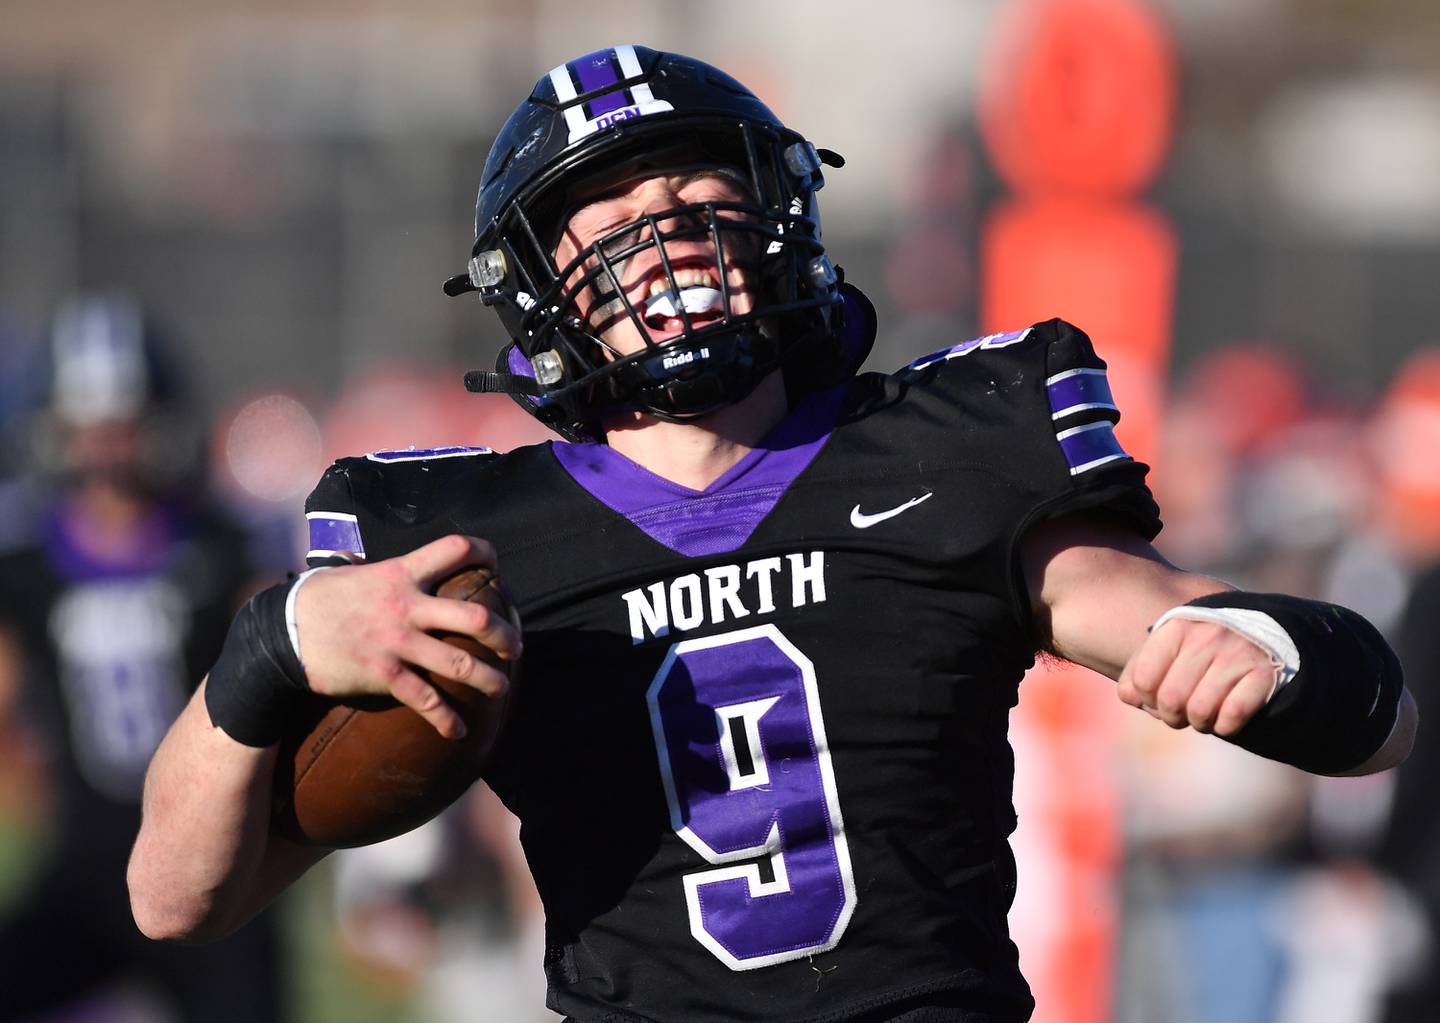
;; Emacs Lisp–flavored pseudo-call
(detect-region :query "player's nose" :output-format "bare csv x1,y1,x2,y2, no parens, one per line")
634,177,705,230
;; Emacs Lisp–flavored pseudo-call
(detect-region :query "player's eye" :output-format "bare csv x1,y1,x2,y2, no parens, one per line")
597,223,645,260
681,173,751,204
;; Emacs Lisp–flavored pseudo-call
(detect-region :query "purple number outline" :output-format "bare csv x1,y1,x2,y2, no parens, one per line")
645,623,857,970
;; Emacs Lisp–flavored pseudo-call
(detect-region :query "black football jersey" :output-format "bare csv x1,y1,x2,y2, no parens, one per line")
302,319,1161,1023
0,502,252,859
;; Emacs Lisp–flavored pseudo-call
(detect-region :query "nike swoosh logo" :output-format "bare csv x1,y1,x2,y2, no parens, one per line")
849,492,933,529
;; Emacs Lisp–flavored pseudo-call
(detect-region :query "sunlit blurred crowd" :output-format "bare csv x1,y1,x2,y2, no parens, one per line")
1115,341,1440,1023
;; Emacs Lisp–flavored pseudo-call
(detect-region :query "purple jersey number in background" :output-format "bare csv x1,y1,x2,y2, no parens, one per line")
647,623,856,970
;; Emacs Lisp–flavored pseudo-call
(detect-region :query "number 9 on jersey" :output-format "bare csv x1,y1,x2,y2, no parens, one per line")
646,623,857,970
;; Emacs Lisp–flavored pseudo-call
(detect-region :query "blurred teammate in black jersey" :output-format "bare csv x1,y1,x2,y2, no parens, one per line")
130,47,1414,1023
0,295,285,1022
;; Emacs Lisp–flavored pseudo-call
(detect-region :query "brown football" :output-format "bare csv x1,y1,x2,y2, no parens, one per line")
271,566,520,848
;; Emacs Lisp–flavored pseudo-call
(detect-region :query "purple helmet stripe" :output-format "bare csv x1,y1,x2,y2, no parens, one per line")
1046,368,1117,420
571,50,629,118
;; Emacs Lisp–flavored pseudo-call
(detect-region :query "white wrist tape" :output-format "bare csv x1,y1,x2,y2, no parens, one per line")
1150,605,1301,703
285,567,331,665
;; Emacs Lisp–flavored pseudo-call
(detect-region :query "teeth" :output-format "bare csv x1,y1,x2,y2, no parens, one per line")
647,267,718,297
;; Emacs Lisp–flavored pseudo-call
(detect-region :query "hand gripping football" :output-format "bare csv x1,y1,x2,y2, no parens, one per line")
271,566,521,848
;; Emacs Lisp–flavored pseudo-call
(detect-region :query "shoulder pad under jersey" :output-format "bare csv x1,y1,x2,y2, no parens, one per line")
302,446,500,567
895,318,1161,539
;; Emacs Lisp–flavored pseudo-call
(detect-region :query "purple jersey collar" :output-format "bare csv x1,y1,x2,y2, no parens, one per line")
551,383,847,557
44,500,182,582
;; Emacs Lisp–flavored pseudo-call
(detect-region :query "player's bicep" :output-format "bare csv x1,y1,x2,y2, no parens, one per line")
1021,511,1230,678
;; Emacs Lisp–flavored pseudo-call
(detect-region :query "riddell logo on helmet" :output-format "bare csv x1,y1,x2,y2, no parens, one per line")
662,348,709,370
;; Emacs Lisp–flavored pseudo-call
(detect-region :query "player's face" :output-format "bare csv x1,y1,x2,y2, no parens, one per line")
553,169,758,358
58,415,149,492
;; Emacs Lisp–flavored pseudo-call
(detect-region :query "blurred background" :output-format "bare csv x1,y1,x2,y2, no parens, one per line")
1,0,1439,1021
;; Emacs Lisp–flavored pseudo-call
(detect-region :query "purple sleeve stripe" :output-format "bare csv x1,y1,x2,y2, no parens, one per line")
1056,421,1130,476
906,327,1033,371
1046,368,1116,420
364,446,492,463
306,513,365,558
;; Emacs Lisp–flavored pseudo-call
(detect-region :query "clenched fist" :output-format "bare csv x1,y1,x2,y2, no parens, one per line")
1116,617,1281,736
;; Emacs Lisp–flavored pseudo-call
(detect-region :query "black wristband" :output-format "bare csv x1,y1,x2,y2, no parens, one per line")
204,578,312,747
1187,592,1404,774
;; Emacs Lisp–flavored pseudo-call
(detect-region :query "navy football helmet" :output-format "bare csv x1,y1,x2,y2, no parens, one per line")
447,45,863,442
25,293,197,491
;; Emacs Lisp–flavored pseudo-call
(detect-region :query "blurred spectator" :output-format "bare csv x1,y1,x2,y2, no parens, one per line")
1368,350,1440,563
1374,560,1440,1023
332,787,557,1023
1370,350,1440,1023
1117,346,1333,1023
1150,344,1308,570
880,124,979,364
0,295,286,1022
1121,342,1438,1023
1114,727,1308,1023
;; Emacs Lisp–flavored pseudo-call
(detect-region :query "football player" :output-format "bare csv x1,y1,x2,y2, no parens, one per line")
129,47,1415,1023
0,295,285,1022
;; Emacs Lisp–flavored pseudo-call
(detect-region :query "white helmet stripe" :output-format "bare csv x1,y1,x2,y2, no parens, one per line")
547,64,589,138
614,44,643,79
547,63,578,102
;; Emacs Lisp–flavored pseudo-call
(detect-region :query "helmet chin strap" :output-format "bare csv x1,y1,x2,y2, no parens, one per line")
463,370,543,396
462,320,779,431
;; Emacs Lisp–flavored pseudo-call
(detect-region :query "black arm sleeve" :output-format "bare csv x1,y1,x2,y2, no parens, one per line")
1186,591,1405,775
1376,563,1440,890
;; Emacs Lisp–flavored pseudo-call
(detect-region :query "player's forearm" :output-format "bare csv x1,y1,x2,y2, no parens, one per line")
128,678,284,942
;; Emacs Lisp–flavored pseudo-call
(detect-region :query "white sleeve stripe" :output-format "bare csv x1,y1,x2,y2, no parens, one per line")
1067,453,1130,475
1045,367,1108,386
1050,401,1119,420
1055,420,1114,441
